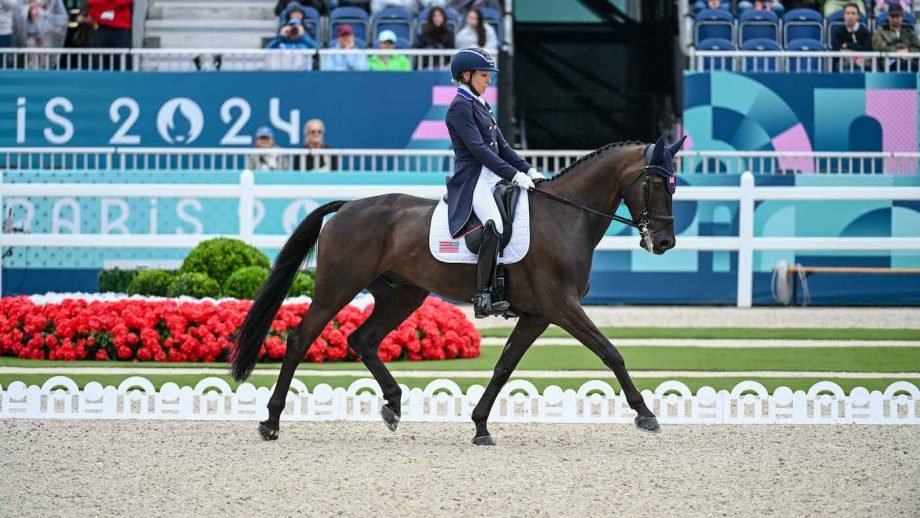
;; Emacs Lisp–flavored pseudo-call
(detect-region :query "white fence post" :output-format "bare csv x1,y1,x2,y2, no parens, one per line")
238,169,255,242
736,172,755,308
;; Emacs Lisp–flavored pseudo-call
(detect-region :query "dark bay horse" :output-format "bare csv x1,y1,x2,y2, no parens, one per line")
230,136,685,444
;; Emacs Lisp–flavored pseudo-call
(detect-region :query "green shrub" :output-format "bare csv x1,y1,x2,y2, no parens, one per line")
289,271,315,297
98,269,139,293
180,238,269,286
126,270,174,297
166,272,221,299
222,266,269,300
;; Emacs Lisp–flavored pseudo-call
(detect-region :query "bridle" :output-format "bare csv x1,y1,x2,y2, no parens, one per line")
530,146,676,251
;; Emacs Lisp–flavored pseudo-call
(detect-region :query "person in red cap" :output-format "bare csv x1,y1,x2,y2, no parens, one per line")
321,23,369,70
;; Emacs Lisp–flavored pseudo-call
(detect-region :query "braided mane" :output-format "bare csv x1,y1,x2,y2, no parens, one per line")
546,140,644,183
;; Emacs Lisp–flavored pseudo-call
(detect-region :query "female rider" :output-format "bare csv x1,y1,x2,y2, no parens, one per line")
444,47,545,318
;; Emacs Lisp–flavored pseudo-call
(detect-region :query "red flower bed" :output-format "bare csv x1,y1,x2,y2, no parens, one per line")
0,296,480,363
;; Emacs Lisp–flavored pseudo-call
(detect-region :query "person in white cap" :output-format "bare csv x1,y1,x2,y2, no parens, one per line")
246,126,290,171
369,29,410,71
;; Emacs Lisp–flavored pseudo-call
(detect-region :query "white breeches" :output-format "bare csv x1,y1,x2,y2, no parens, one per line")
472,167,504,234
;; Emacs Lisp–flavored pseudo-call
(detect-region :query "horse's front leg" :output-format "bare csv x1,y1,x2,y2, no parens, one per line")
553,302,660,432
470,315,549,445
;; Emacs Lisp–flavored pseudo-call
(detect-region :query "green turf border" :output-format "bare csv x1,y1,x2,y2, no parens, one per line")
480,326,920,341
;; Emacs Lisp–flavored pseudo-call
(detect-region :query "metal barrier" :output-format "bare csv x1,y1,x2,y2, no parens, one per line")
688,49,920,73
2,170,919,305
0,147,917,175
0,48,455,72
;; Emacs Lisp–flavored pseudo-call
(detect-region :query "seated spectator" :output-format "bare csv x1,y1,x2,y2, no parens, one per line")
293,119,338,171
266,18,317,49
247,127,290,171
280,3,305,24
455,7,497,54
417,6,454,48
321,24,369,70
872,3,920,70
738,0,784,13
1,0,15,48
824,0,867,16
832,2,871,51
86,0,133,50
874,0,912,16
705,0,722,8
13,0,68,67
275,0,326,16
370,29,410,70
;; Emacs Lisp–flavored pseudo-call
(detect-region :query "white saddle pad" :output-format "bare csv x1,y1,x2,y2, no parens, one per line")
428,194,531,264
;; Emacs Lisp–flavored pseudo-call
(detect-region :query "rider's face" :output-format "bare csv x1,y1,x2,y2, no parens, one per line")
468,70,491,95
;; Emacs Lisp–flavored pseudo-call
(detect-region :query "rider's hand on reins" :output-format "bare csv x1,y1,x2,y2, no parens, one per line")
512,171,536,191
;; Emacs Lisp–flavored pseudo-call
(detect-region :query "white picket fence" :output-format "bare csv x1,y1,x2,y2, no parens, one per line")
2,170,920,306
1,376,917,425
1,147,918,175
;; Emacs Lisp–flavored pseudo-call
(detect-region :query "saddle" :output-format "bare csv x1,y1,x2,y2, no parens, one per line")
442,180,522,255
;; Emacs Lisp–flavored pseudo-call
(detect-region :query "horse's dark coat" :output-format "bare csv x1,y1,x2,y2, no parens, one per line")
230,138,682,441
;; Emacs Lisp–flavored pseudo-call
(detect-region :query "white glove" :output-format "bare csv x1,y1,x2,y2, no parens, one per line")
527,167,546,180
512,171,535,190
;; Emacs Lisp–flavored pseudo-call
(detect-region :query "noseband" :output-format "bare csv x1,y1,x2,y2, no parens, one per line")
626,163,676,251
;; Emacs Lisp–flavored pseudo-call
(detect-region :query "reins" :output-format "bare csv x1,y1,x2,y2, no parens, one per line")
530,183,638,228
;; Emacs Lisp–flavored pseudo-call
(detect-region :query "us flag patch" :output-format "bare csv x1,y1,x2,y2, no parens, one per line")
439,241,460,253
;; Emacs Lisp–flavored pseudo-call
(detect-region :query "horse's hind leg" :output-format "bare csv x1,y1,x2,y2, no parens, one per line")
348,276,429,432
259,270,375,441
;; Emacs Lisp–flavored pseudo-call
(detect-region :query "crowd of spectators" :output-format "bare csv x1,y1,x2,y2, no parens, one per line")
692,0,920,69
694,0,918,49
247,119,339,172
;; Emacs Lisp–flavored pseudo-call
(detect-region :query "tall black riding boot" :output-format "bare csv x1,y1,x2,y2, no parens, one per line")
473,220,510,318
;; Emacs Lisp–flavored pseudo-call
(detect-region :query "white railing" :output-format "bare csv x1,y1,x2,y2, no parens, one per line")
688,49,920,73
2,170,919,305
1,376,917,424
1,147,917,175
0,48,455,72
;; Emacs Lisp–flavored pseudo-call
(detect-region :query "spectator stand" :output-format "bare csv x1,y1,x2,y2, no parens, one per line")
694,8,735,46
370,7,414,46
783,8,825,47
329,6,370,46
739,9,780,45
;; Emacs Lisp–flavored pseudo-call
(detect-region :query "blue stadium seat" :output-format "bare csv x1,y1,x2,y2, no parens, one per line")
695,9,735,46
739,9,779,44
697,37,736,70
372,7,413,44
783,8,824,46
330,6,370,46
741,37,781,71
786,38,825,72
279,5,321,41
480,7,502,41
826,9,868,46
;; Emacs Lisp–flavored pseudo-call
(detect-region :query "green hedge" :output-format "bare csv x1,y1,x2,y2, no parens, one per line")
126,270,175,297
166,272,222,299
223,266,269,300
98,269,139,293
179,238,270,286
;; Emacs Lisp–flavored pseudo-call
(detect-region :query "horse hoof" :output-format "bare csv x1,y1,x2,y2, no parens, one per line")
634,415,661,433
380,405,400,432
472,435,496,446
258,422,279,441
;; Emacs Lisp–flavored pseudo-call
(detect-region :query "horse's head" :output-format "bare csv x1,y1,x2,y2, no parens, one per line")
621,135,685,255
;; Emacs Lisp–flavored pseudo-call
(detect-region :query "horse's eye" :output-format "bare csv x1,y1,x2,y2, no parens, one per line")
652,180,665,189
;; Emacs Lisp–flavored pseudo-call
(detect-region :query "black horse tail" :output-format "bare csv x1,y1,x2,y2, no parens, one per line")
229,200,347,381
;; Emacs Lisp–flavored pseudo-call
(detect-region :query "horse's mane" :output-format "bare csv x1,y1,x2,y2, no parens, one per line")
545,140,644,183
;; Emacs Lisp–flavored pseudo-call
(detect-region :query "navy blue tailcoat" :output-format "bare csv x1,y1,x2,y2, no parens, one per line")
445,88,532,237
